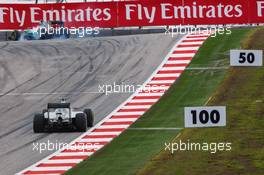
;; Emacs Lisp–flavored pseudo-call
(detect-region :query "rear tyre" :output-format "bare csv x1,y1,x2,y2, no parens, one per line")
75,113,87,132
33,114,45,133
84,109,94,127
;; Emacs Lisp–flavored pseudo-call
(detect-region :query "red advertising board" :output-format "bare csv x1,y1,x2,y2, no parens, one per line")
0,0,263,30
249,0,264,23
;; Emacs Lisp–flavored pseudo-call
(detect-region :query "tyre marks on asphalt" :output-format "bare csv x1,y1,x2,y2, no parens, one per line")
18,33,210,175
0,34,179,175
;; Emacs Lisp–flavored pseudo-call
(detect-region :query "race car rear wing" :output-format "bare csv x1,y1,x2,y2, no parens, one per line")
47,103,70,109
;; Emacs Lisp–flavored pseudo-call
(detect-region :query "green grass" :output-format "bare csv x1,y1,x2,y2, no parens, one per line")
137,28,264,175
65,28,253,175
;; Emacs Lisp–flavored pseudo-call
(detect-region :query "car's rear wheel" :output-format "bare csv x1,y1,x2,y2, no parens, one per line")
84,109,94,127
33,114,45,133
75,113,87,132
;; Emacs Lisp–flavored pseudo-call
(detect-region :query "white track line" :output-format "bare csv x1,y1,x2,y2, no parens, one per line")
174,47,199,50
107,118,138,122
160,67,186,71
166,60,191,64
179,41,204,45
66,145,103,150
154,73,180,77
148,80,175,84
97,125,130,129
88,132,121,135
29,167,72,171
114,111,145,115
189,34,210,37
184,37,207,40
57,152,94,156
129,99,159,103
135,92,164,96
78,138,113,142
0,91,100,96
170,53,196,57
185,67,229,70
44,159,82,163
122,105,151,109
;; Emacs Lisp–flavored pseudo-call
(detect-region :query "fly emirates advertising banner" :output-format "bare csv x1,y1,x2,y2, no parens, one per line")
0,0,264,30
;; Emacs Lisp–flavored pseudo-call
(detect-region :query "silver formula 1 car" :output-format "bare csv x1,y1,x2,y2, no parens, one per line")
33,100,94,133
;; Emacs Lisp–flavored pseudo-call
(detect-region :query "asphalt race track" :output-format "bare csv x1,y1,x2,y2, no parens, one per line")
0,34,182,175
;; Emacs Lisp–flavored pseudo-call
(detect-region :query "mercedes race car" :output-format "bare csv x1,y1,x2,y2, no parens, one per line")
33,100,94,133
